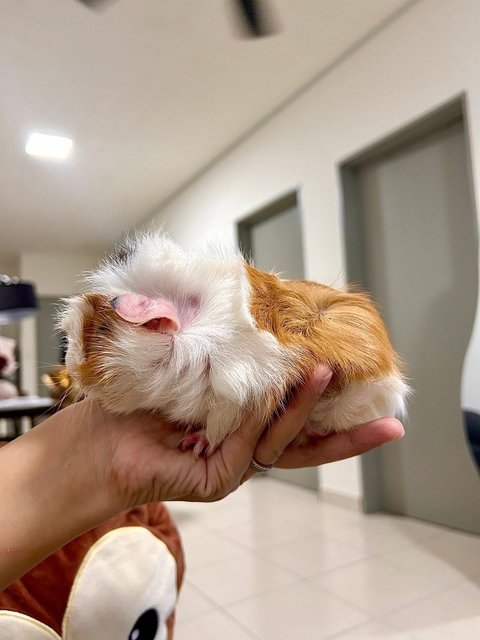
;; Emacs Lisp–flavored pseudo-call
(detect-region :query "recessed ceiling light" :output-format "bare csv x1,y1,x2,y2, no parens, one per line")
25,132,73,160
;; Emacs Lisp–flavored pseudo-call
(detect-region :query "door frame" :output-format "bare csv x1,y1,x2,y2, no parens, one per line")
339,94,478,512
237,190,299,259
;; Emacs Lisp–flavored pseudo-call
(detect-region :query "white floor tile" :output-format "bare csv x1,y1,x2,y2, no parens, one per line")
456,575,480,598
193,502,255,530
175,609,258,640
226,581,368,640
332,620,415,639
243,477,362,526
217,514,314,550
325,514,441,555
259,532,369,577
175,581,216,622
243,477,319,506
272,499,363,535
222,481,252,504
180,527,241,569
312,556,443,616
384,584,480,639
170,498,252,531
377,540,470,587
168,478,480,639
167,501,205,526
188,552,300,606
421,527,480,578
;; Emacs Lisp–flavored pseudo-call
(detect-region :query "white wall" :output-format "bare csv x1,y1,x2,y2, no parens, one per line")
19,251,99,394
0,258,20,341
19,252,99,297
146,0,480,500
0,258,19,278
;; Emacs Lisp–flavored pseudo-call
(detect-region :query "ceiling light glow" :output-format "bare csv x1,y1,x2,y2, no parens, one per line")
25,132,73,159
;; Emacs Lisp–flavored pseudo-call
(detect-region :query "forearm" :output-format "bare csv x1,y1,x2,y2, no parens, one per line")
0,408,115,590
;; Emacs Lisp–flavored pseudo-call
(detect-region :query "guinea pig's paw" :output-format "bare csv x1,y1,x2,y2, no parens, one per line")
299,421,329,440
180,430,215,458
288,422,326,448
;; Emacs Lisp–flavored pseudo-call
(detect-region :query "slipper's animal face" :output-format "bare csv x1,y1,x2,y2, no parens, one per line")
0,527,177,640
61,231,408,447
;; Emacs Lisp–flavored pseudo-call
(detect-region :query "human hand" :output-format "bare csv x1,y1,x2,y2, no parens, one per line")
74,366,404,511
244,368,404,481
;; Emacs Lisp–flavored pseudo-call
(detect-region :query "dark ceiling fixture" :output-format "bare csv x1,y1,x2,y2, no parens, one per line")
231,0,277,38
0,276,38,324
75,0,278,38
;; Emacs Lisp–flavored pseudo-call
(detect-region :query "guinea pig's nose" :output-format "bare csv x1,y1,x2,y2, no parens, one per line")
110,297,119,309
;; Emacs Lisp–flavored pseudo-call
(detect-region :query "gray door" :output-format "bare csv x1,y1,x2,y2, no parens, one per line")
353,120,480,532
241,199,318,491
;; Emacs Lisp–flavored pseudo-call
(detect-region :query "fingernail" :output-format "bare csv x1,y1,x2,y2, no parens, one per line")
315,365,332,379
393,423,406,440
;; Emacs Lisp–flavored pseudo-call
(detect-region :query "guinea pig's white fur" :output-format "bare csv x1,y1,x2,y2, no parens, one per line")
62,231,408,448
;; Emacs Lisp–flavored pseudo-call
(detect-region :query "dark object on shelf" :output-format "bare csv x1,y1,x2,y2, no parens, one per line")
0,275,38,324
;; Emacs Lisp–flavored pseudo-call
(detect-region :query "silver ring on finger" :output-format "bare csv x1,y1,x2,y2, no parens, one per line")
249,457,274,473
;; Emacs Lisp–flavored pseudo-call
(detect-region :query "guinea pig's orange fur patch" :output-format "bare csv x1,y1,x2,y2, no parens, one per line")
73,294,120,392
246,264,401,398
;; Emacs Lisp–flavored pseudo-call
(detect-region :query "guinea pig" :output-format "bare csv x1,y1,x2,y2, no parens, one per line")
61,231,408,455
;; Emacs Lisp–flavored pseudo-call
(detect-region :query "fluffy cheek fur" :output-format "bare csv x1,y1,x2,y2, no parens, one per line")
61,295,129,402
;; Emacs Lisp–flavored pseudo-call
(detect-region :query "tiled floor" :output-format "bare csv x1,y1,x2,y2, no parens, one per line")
169,477,480,640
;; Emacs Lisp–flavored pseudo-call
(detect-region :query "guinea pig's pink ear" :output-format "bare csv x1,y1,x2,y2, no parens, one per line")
111,293,180,334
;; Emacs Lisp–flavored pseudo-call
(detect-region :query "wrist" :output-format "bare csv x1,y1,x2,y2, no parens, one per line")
0,404,119,589
41,401,122,528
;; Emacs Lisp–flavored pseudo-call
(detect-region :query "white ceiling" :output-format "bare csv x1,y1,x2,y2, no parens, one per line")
0,0,412,259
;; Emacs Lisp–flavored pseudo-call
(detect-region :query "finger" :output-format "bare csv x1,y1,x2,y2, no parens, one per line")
275,417,405,469
242,366,333,481
217,409,275,481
